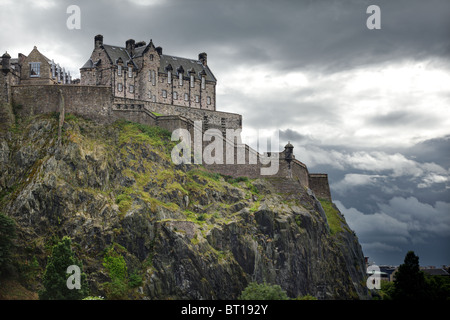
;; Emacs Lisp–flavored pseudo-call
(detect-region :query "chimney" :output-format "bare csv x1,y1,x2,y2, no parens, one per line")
1,51,11,71
126,39,136,57
155,46,163,55
95,34,103,49
199,52,207,66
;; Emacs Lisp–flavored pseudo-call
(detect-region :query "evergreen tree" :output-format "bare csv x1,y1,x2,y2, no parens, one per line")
39,236,88,300
392,251,429,300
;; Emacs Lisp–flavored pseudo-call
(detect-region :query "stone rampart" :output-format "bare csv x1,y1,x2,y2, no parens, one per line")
8,84,332,200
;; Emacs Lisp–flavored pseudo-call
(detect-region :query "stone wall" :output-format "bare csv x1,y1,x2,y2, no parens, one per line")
114,97,241,131
308,174,332,201
8,84,332,200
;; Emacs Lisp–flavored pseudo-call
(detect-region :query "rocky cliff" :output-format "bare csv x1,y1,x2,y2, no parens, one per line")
0,113,368,299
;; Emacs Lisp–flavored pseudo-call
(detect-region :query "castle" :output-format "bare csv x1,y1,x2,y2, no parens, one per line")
81,35,216,111
0,35,332,201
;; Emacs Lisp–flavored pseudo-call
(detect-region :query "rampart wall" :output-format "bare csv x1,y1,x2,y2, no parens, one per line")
7,84,331,200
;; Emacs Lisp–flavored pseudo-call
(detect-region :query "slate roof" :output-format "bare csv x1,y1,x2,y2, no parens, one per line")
103,44,134,66
159,54,216,82
81,42,216,82
422,268,449,276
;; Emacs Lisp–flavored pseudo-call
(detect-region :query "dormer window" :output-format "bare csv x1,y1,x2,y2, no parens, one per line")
168,70,172,84
201,75,205,89
179,73,183,86
118,65,122,76
30,62,40,77
128,66,132,78
190,74,194,88
150,54,153,61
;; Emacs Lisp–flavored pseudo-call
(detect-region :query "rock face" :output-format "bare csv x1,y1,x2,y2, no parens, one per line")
0,114,368,299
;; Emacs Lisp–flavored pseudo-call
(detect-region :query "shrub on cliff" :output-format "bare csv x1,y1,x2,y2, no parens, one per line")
239,281,289,300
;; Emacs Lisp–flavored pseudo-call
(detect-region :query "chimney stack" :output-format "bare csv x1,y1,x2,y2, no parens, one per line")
95,34,103,49
126,39,136,57
199,52,207,66
155,46,163,55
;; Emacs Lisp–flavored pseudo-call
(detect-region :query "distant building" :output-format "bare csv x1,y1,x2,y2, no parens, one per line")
421,267,449,277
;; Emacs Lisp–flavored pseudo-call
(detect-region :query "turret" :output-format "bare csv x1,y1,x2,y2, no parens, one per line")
284,141,294,163
1,51,11,71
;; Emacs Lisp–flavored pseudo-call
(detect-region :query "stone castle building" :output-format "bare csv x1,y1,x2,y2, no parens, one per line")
1,46,72,88
81,35,216,110
1,35,332,201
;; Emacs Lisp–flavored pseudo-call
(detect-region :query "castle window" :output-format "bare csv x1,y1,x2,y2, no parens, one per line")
190,74,194,88
168,71,172,84
152,70,156,86
118,65,122,76
207,96,211,105
184,93,189,101
152,95,156,102
30,62,40,77
129,85,134,93
162,90,167,98
118,83,123,92
148,90,152,99
173,91,178,100
201,76,205,89
128,66,132,78
150,54,153,61
195,95,200,103
179,73,183,86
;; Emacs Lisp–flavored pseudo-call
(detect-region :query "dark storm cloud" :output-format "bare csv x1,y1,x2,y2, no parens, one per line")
6,0,449,74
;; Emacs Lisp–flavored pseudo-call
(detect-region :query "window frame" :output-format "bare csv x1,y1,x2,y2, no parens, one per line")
29,62,41,77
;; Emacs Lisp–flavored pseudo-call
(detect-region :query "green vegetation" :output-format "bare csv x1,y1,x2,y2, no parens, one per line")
39,236,88,300
239,281,289,300
0,213,17,275
102,243,144,299
375,251,450,300
102,244,129,299
319,198,343,235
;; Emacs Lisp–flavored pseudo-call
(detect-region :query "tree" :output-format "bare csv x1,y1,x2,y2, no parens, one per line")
392,251,429,300
0,213,16,275
239,281,289,300
39,236,88,300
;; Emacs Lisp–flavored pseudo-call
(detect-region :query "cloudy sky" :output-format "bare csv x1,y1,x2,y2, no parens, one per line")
1,0,449,266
